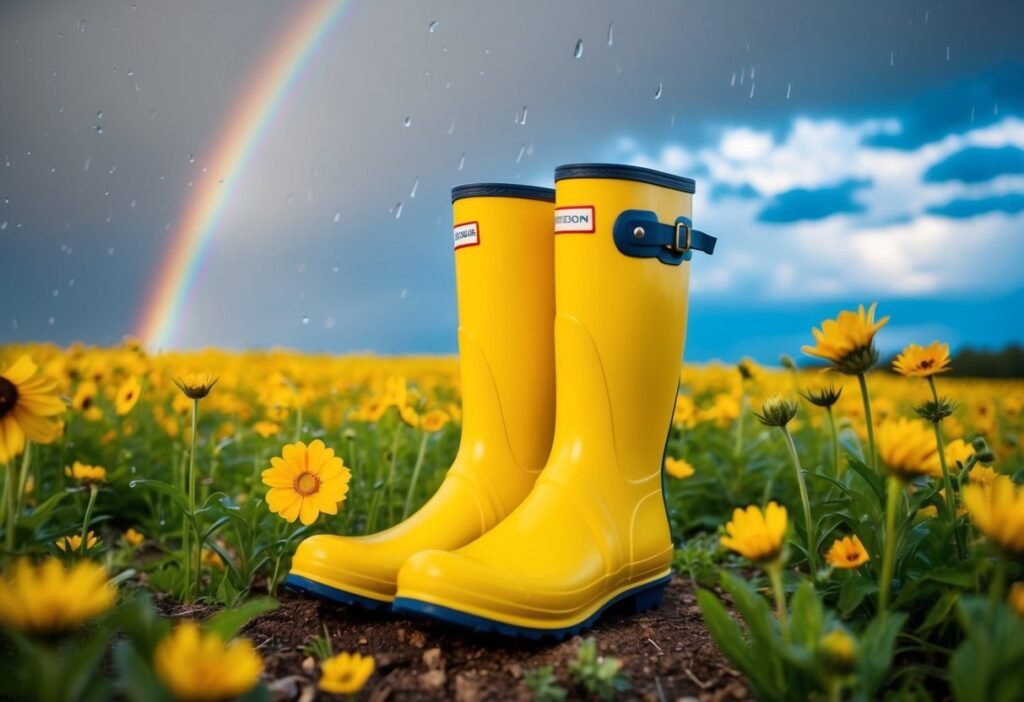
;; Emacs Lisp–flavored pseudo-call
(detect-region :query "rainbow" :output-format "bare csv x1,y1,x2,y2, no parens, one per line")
138,0,351,348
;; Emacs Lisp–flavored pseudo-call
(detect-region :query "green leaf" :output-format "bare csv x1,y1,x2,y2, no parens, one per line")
837,575,877,617
203,597,278,639
789,581,825,650
951,597,1024,702
113,641,172,702
128,479,190,514
845,457,884,503
855,612,906,699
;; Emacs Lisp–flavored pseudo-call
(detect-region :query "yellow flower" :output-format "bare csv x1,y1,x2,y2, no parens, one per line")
420,409,450,433
892,341,951,378
876,418,942,481
945,439,974,470
381,376,408,409
962,476,1024,555
665,456,695,480
824,535,870,569
0,558,116,634
154,621,263,702
0,355,65,463
261,440,351,525
319,651,376,695
673,395,697,428
819,628,857,675
801,303,889,375
201,548,225,570
56,531,99,552
968,465,999,488
252,421,280,438
399,404,420,428
65,461,107,483
124,528,145,547
1009,582,1024,617
721,502,787,563
71,380,99,411
701,393,741,427
172,372,219,400
115,375,142,416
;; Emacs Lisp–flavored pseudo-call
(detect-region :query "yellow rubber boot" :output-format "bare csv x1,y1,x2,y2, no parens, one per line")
286,184,556,608
393,164,716,637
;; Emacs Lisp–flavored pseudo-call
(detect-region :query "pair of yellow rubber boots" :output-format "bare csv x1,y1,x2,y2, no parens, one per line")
286,163,716,639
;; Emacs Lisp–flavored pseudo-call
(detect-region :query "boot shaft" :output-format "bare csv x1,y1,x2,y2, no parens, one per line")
451,184,556,477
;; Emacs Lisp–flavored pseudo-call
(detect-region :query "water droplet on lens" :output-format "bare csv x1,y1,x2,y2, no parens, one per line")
458,154,465,170
428,20,439,32
574,39,583,58
786,82,792,99
515,144,526,163
403,116,412,127
654,80,663,100
394,201,404,219
96,110,104,119
95,125,103,134
188,152,195,163
302,316,310,325
410,177,419,199
129,480,139,488
607,23,614,46
520,106,528,125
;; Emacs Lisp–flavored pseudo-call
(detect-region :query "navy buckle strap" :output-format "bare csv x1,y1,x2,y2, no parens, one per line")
612,209,717,266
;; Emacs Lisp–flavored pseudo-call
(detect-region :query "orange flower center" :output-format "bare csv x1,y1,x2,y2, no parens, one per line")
294,472,320,496
0,377,17,418
919,359,935,369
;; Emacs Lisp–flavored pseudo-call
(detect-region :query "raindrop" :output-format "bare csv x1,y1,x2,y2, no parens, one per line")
78,20,86,32
130,199,136,208
48,317,55,325
127,69,134,77
52,289,59,297
108,247,115,255
970,104,976,122
95,125,103,134
751,66,756,79
749,82,755,98
428,20,439,32
786,82,792,99
301,316,310,325
96,110,104,119
925,9,930,24
520,105,528,125
394,202,404,219
400,289,408,299
410,177,419,199
333,211,340,223
670,113,675,128
0,222,6,231
447,119,456,135
945,45,950,61
109,165,116,174
730,71,736,87
68,279,75,287
607,23,614,46
83,156,91,171
188,152,195,163
515,144,526,163
574,39,583,59
889,50,894,67
994,103,1000,115
331,264,339,273
403,116,412,127
458,154,466,170
740,67,745,85
654,80,663,100
129,480,139,488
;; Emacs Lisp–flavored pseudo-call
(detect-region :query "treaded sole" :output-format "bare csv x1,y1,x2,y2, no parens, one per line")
392,574,671,641
284,573,392,611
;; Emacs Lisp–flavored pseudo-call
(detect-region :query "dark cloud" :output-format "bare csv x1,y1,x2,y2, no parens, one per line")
923,145,1024,184
926,193,1024,218
757,179,869,223
710,182,760,201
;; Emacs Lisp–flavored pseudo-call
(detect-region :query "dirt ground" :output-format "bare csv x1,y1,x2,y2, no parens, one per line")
222,576,750,702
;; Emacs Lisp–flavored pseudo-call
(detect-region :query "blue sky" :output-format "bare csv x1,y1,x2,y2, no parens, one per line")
1,0,1022,364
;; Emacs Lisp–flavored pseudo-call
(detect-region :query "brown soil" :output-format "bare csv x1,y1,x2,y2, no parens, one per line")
221,576,749,702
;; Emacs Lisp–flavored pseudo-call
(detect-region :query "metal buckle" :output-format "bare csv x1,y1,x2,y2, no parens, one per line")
670,221,691,254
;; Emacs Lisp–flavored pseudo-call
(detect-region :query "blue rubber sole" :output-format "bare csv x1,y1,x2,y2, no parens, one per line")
284,574,392,612
392,574,672,641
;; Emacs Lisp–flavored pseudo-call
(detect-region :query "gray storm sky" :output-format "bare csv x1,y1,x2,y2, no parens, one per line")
2,0,1022,361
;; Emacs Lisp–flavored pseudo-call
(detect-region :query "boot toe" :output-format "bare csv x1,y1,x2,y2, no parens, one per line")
288,534,401,604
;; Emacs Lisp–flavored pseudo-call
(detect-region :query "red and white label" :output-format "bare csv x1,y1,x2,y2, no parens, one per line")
555,206,595,234
453,221,480,249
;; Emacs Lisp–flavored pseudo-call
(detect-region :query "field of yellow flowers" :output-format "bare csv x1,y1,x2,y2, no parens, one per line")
0,304,1022,701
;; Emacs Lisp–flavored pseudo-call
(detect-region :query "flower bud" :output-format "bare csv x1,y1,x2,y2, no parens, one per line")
755,395,799,428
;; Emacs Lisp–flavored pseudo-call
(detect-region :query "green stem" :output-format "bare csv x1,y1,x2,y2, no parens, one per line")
3,462,15,553
857,373,878,474
734,392,746,459
184,398,199,601
927,376,965,560
781,426,818,577
768,561,789,632
989,555,1008,610
402,433,430,519
79,484,98,556
879,476,903,614
293,404,303,443
826,407,841,477
15,442,32,514
367,421,401,531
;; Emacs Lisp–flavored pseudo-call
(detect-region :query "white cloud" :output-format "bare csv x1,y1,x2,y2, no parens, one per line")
617,116,1024,303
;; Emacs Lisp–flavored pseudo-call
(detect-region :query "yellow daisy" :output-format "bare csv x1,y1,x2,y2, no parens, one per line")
261,440,351,525
115,376,142,416
0,558,116,634
721,502,788,563
65,461,107,483
420,409,450,433
801,303,889,375
892,341,951,378
319,651,376,695
172,372,219,400
0,355,65,463
962,475,1024,556
153,621,263,701
665,456,695,480
824,535,870,569
876,418,942,481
